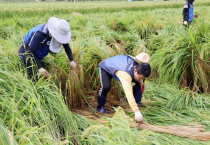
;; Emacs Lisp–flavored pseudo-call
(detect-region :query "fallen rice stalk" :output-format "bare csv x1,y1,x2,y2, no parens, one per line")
93,120,210,141
86,107,210,141
133,123,210,141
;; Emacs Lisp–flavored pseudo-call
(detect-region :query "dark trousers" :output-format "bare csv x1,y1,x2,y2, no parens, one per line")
97,67,112,108
18,42,41,82
133,84,142,104
98,67,113,96
97,67,142,108
184,21,192,30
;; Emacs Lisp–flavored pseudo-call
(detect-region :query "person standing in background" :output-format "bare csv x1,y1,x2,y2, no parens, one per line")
183,0,198,29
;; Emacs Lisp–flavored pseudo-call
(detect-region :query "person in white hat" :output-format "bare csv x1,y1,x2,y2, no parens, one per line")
97,52,151,124
18,17,77,82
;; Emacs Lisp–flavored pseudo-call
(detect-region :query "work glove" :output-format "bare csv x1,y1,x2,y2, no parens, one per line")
194,14,199,18
183,21,188,26
39,68,49,79
135,111,143,123
70,61,78,73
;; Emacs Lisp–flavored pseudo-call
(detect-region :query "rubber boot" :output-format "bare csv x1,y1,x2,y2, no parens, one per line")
97,95,109,114
133,85,142,107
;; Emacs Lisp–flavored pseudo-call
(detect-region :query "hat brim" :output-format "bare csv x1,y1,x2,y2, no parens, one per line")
127,55,142,64
48,17,71,44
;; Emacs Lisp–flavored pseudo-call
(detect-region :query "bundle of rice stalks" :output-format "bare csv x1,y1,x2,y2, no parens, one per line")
45,39,86,109
53,68,83,109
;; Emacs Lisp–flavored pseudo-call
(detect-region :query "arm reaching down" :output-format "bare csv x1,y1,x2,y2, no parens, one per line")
115,70,138,111
115,70,143,123
63,43,77,72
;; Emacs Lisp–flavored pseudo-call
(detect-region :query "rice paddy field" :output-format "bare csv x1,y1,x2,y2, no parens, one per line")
0,0,210,144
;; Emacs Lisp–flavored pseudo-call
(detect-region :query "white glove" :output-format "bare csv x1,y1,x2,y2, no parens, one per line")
183,21,188,26
39,68,49,79
135,111,143,123
70,61,78,73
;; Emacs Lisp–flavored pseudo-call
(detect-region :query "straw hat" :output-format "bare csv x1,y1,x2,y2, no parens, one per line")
47,17,71,53
128,52,150,63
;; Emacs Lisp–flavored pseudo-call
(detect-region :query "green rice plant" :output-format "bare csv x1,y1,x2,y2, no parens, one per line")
1,3,210,144
0,118,16,145
166,89,210,110
0,73,69,144
81,107,151,145
128,35,150,56
83,36,116,73
121,32,144,53
148,19,210,93
106,12,134,32
0,56,84,144
1,1,210,19
82,107,210,145
42,39,87,109
143,82,210,111
129,13,160,39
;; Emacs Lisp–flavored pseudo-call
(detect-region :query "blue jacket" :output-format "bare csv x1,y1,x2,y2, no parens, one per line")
183,1,194,22
99,55,138,83
23,23,50,60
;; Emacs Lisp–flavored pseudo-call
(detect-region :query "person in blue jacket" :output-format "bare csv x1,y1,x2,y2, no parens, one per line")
18,17,77,82
97,52,151,123
183,0,195,28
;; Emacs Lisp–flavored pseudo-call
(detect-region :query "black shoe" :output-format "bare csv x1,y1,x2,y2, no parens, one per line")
97,106,109,114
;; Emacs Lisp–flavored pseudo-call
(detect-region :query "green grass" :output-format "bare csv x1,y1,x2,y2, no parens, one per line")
0,1,210,144
1,1,210,19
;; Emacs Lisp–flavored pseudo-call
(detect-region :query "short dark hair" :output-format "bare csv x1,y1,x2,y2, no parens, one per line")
188,0,194,4
135,63,151,78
